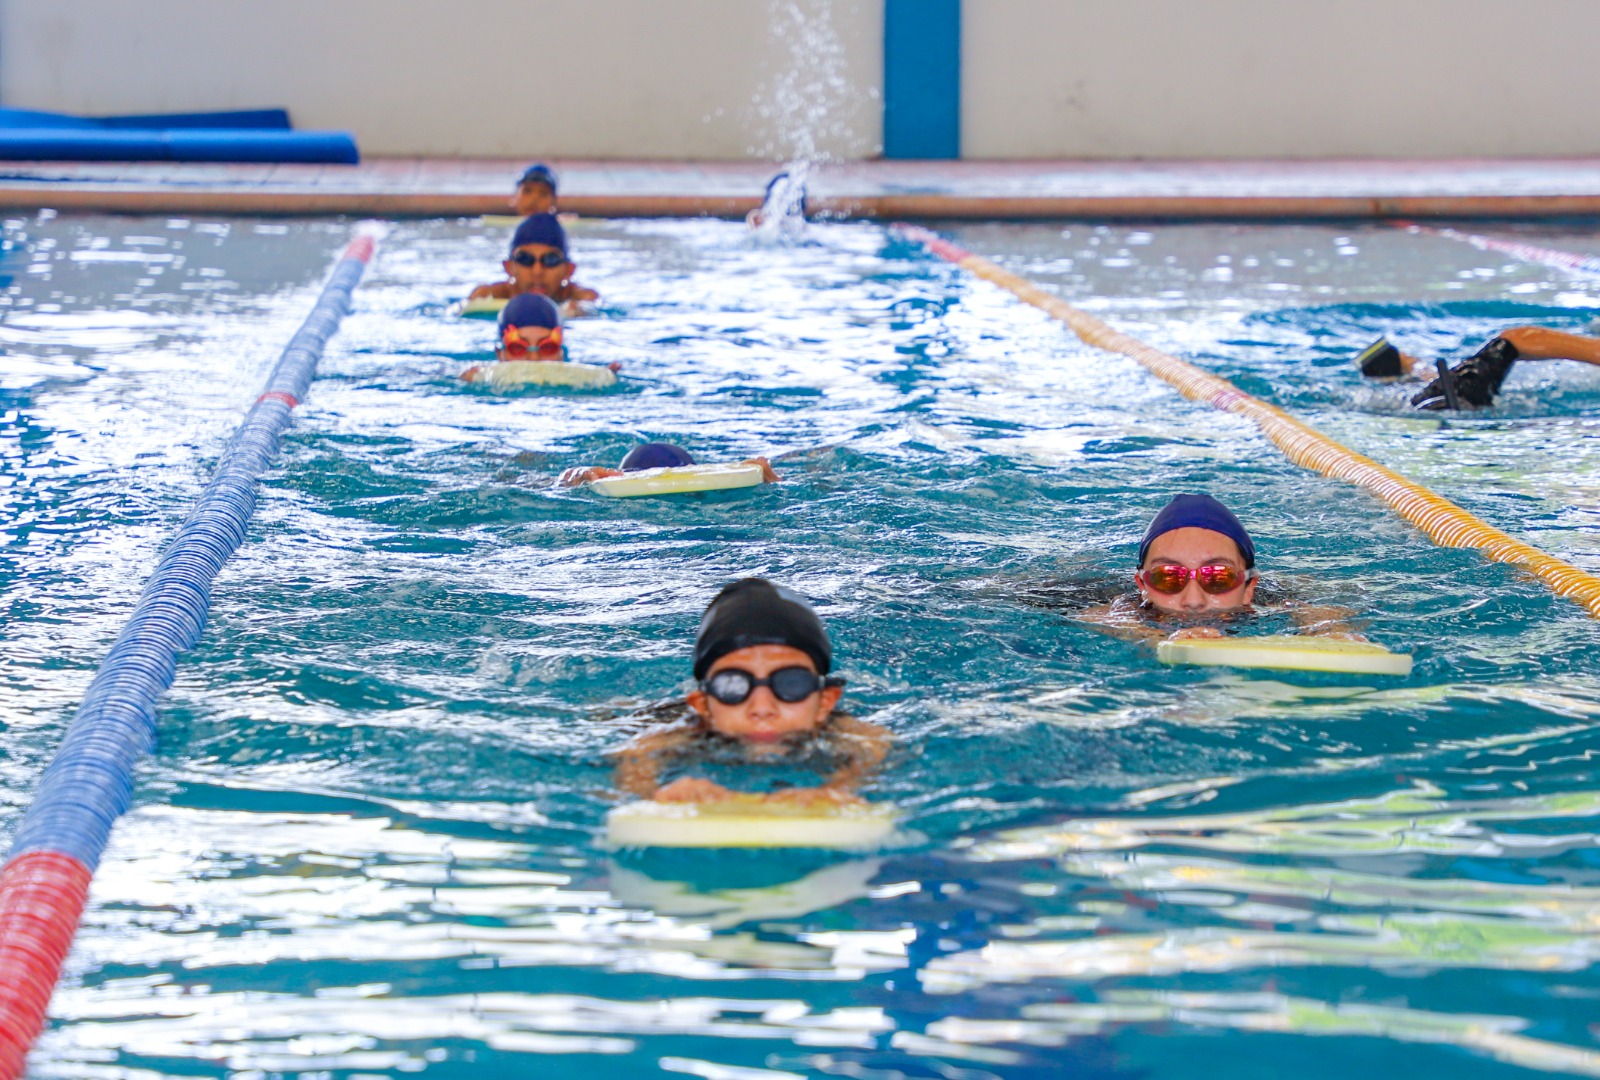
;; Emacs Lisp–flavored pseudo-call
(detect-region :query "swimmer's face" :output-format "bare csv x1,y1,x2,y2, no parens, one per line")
511,180,556,217
1137,526,1256,615
496,323,555,361
688,644,842,751
503,242,574,297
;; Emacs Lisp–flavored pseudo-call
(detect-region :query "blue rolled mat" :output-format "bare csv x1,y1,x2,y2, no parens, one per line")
0,126,358,164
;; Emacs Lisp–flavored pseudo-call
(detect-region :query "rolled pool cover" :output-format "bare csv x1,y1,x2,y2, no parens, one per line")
0,233,375,1080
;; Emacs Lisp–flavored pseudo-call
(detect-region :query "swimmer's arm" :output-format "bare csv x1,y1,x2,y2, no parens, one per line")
1497,327,1600,367
613,724,699,798
820,715,891,794
1290,602,1369,641
1076,601,1166,644
743,456,780,483
468,281,513,301
570,284,600,303
557,466,623,488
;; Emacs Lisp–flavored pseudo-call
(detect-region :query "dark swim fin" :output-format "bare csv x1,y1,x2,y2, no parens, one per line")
1410,336,1518,410
1356,336,1404,379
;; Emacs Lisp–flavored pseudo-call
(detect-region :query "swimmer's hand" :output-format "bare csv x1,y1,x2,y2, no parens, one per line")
743,456,780,483
654,776,735,804
763,785,865,809
1167,626,1224,641
558,466,623,488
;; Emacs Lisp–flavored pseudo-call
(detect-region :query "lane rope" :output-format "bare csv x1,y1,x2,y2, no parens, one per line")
1390,220,1600,277
0,232,376,1080
891,224,1600,619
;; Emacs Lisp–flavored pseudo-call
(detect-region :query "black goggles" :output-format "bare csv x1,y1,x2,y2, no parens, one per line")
509,249,568,269
700,666,842,705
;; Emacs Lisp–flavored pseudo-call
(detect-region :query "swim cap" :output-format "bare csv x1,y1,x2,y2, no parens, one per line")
497,292,561,332
620,442,695,472
516,162,559,193
1137,494,1256,569
508,213,568,258
693,578,832,679
763,171,809,216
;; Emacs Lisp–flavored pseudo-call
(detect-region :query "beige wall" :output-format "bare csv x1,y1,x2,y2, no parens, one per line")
963,0,1600,158
0,0,883,159
7,0,1600,159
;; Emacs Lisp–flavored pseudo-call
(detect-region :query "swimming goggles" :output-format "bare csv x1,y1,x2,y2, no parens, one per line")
501,325,563,360
700,667,842,705
508,249,568,269
1138,563,1255,595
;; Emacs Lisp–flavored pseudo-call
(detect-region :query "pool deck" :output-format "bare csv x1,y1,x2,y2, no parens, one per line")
8,157,1600,219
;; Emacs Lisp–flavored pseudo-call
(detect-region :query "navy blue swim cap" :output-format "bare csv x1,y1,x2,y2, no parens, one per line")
517,162,559,193
763,171,809,216
620,442,695,472
1137,494,1256,569
498,292,561,332
509,213,568,258
694,578,832,679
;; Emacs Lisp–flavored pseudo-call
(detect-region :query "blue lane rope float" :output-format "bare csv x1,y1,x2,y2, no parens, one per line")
0,233,375,1079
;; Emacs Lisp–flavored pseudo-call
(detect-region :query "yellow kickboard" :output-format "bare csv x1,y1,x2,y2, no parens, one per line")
458,296,509,319
606,794,897,849
460,360,617,389
590,462,764,498
1157,634,1413,676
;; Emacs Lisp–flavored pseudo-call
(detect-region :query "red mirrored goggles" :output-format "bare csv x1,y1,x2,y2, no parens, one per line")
1138,562,1255,596
501,325,563,360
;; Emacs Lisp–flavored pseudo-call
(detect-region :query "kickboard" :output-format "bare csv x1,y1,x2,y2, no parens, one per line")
480,214,523,228
606,794,897,850
590,462,764,498
460,360,617,389
1157,634,1413,676
459,296,509,319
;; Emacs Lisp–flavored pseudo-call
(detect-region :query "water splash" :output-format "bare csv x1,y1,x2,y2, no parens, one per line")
755,0,859,161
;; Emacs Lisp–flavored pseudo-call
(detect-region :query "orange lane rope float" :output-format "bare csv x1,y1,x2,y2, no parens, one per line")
892,224,1600,619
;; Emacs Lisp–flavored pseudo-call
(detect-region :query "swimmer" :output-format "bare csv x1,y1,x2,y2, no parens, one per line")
746,170,809,230
558,442,779,488
468,213,599,311
510,162,558,217
1080,493,1363,642
495,292,564,362
1356,327,1600,409
614,578,890,806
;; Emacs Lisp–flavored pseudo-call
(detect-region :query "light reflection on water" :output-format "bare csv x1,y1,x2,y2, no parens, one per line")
4,215,1600,1077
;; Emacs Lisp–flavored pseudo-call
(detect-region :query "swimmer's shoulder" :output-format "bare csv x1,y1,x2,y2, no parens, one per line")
470,281,514,300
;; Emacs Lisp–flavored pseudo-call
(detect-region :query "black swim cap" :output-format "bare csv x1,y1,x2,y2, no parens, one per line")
693,578,832,680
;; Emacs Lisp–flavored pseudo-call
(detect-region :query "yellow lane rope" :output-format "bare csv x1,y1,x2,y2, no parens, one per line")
892,224,1600,619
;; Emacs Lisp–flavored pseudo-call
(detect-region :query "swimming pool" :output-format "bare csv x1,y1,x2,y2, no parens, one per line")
6,212,1600,1078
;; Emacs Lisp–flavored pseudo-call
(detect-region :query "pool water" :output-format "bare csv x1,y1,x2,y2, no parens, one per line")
5,213,1600,1078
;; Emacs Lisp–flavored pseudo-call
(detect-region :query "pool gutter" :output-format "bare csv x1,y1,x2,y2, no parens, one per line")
6,157,1600,219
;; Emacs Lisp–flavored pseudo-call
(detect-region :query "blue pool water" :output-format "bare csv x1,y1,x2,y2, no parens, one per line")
5,213,1600,1078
